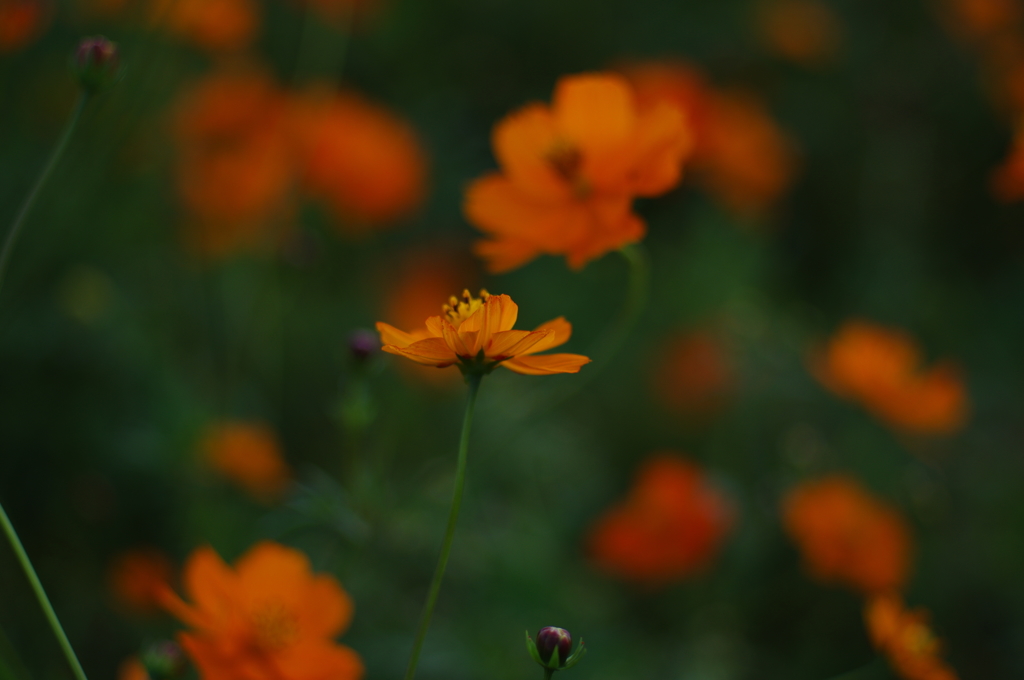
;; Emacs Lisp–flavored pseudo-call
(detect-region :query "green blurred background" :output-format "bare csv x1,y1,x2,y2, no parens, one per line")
2,0,1024,678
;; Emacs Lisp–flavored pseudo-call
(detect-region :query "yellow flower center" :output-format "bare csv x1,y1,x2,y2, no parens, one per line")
443,289,490,325
250,602,298,651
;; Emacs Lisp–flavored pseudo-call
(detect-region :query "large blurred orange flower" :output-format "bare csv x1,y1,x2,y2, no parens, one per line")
621,60,796,218
464,73,692,272
586,455,733,584
151,0,259,52
377,289,590,376
160,542,363,680
865,593,960,680
814,320,968,435
173,69,293,257
289,87,427,231
782,476,912,595
0,0,50,53
201,421,291,502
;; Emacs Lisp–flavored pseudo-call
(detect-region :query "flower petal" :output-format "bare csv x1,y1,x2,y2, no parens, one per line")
521,317,573,355
473,237,542,274
424,315,447,337
464,175,587,247
376,322,419,348
182,546,236,622
487,328,553,360
461,294,519,352
383,337,458,367
502,353,591,375
553,74,637,189
493,104,568,201
275,639,364,680
440,318,473,357
628,103,691,196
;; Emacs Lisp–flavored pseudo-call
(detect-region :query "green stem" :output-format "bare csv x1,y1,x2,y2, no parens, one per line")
0,503,88,680
0,93,89,301
543,668,554,680
403,373,483,680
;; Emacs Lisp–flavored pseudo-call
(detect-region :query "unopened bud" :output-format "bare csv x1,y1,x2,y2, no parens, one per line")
536,627,572,665
140,641,186,680
71,36,121,93
526,626,585,672
349,329,378,363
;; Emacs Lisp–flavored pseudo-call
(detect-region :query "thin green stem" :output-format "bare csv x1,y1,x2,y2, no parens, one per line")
403,373,482,680
0,503,88,680
543,668,554,680
0,93,89,301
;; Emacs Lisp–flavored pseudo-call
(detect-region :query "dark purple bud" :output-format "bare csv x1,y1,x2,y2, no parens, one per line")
349,329,378,363
71,36,120,93
536,627,572,665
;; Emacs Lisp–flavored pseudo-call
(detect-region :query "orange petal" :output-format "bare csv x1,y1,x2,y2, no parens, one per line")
553,74,637,188
461,294,519,351
376,322,418,348
493,104,568,201
464,175,586,247
440,318,473,357
275,640,364,680
487,328,553,359
629,103,691,196
502,353,591,375
521,317,573,355
235,542,309,611
425,315,447,337
182,546,236,621
299,575,354,639
383,337,458,367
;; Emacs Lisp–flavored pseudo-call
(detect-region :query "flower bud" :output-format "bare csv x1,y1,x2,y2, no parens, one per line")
536,627,572,665
349,329,378,363
70,36,121,93
140,641,186,680
525,626,585,672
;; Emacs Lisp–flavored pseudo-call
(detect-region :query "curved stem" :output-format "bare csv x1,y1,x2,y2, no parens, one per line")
0,93,88,301
0,502,88,680
403,373,482,680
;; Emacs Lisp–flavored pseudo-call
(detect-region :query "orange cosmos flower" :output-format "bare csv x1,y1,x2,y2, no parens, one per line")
377,289,590,376
814,320,968,435
289,87,427,232
0,0,50,53
151,0,259,53
940,0,1020,44
201,421,291,501
160,542,363,680
587,454,733,585
622,61,796,218
782,476,912,595
464,73,692,272
758,0,842,65
108,548,174,614
173,69,293,258
652,330,735,419
865,594,961,680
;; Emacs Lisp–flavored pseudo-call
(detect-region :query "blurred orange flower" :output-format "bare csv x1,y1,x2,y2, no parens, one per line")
941,0,1020,44
0,0,50,53
758,0,842,65
991,121,1024,200
865,593,960,680
160,542,363,680
377,289,590,375
586,455,733,584
814,320,968,435
151,0,259,52
652,331,735,418
173,70,293,258
622,61,796,218
201,421,291,501
108,548,174,614
782,476,912,595
464,73,692,272
289,87,427,231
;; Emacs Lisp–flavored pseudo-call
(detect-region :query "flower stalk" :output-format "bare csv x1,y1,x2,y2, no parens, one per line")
0,503,89,680
403,373,482,680
0,92,88,300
